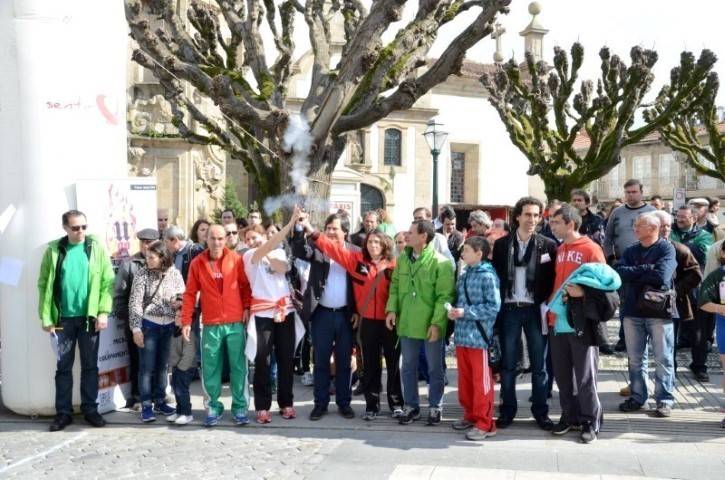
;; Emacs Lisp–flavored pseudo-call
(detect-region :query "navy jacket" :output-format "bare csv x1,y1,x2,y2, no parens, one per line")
615,239,677,318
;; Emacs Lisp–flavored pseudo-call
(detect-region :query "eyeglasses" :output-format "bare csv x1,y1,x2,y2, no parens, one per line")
69,225,88,232
225,231,238,236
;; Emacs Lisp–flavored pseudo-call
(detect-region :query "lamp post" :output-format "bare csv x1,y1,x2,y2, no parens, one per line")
423,119,448,218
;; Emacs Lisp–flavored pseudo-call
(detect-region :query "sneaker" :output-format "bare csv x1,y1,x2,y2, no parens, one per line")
619,398,643,413
123,398,139,410
301,372,314,386
551,419,575,436
391,407,405,419
580,421,597,444
309,405,328,421
654,403,672,418
154,402,176,416
363,410,377,421
614,339,626,352
49,414,73,432
398,407,421,425
451,419,474,431
166,413,179,423
174,415,194,425
233,412,251,425
619,385,631,397
280,407,296,419
141,406,156,423
465,428,496,441
426,408,442,426
256,410,272,424
204,412,221,427
352,384,364,396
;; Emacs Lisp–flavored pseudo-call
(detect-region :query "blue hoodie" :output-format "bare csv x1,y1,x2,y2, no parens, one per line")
549,263,621,334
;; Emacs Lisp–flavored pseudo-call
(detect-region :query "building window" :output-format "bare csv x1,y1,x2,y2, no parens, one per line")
383,129,402,166
360,183,384,215
450,151,465,203
632,155,651,190
608,159,623,194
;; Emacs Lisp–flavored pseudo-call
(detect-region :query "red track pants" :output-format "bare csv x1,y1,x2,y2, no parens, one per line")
456,346,496,432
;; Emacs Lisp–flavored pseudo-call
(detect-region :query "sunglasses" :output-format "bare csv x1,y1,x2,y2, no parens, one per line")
225,231,238,236
69,225,88,232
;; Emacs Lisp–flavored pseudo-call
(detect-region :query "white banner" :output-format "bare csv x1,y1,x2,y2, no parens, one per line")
76,178,158,412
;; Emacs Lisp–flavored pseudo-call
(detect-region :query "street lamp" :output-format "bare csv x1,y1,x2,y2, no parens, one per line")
423,119,448,218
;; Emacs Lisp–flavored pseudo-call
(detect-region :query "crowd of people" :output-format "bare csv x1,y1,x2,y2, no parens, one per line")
37,179,725,443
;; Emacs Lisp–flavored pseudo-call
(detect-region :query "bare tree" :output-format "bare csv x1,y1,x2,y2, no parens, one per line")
480,43,717,200
648,55,723,181
126,0,511,204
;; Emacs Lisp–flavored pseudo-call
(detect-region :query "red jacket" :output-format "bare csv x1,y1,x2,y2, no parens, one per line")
181,248,252,326
314,233,395,321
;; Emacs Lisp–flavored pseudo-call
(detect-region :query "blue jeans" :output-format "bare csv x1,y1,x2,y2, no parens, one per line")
310,307,353,408
499,305,549,419
55,316,100,415
400,337,445,410
623,316,675,407
171,366,195,416
138,320,174,407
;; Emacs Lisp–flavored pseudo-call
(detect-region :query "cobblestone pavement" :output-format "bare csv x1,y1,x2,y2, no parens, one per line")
0,425,341,479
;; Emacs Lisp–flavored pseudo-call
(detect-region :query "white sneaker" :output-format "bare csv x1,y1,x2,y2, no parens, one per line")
174,415,194,425
301,372,314,386
166,413,179,423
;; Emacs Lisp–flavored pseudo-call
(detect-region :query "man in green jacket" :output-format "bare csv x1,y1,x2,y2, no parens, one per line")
386,219,455,426
38,210,114,432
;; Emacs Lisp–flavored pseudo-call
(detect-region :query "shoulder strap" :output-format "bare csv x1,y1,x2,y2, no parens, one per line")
144,272,166,309
464,273,492,345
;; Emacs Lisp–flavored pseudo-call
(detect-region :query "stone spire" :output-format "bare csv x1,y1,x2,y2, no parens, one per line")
519,2,548,63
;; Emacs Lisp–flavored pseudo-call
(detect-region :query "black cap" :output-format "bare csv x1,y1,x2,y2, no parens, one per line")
137,228,160,241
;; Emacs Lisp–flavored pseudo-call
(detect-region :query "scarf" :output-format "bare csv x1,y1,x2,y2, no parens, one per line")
506,234,538,300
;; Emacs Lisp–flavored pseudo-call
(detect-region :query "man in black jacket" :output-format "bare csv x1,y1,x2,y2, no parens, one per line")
350,210,378,248
492,197,557,430
571,189,605,245
290,212,359,421
112,228,159,409
436,206,464,264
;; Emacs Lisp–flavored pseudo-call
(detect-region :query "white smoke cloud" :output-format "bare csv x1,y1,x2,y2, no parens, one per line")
262,114,331,220
282,114,313,196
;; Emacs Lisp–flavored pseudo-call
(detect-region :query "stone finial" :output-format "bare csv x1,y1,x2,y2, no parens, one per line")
492,22,506,64
520,1,549,63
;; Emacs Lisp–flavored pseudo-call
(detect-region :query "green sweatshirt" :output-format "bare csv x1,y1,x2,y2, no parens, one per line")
386,242,455,339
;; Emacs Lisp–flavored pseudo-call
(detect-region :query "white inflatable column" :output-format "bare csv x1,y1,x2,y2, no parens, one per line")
0,0,128,415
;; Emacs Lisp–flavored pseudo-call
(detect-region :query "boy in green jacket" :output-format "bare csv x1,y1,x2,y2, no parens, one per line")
386,219,455,426
38,210,114,432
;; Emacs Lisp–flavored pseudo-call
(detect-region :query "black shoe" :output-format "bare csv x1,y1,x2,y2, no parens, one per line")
426,408,442,426
338,405,355,419
398,407,421,425
654,403,672,418
535,415,554,431
580,421,597,444
551,418,575,436
83,411,107,428
352,384,365,396
614,339,626,352
619,398,643,413
691,369,710,382
496,415,513,429
599,344,615,355
309,405,328,421
49,414,73,432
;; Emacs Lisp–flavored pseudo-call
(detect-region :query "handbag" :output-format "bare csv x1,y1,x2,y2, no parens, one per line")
636,285,675,319
463,275,501,370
